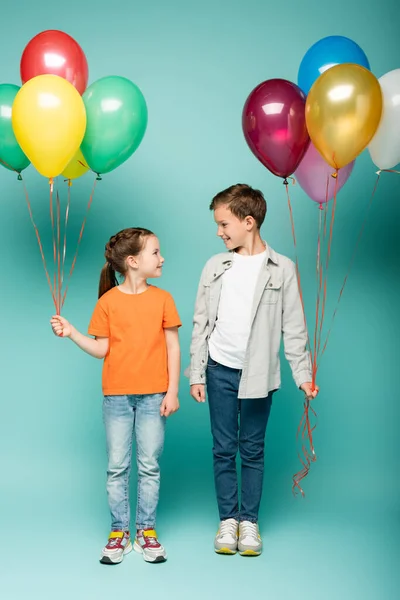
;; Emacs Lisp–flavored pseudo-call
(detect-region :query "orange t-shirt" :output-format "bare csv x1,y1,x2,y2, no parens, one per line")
88,285,181,395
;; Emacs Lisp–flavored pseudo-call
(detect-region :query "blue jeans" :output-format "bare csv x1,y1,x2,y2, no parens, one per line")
206,359,273,523
103,393,166,531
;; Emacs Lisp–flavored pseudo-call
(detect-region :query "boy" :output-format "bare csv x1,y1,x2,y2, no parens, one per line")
189,184,319,556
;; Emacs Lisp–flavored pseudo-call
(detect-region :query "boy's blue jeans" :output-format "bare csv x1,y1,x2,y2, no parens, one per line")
206,358,273,523
103,393,166,531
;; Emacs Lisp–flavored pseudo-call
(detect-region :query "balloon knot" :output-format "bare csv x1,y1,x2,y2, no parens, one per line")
331,171,338,179
283,178,289,186
17,173,22,181
96,174,102,181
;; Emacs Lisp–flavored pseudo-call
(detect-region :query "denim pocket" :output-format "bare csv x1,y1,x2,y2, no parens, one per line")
207,356,219,368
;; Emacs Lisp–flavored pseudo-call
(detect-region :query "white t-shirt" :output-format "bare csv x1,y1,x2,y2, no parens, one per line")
208,250,266,369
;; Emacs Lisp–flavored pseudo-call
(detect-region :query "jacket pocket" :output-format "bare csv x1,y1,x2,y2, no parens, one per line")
261,279,282,304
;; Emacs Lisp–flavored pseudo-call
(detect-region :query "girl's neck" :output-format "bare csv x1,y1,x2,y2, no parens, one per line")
118,274,149,295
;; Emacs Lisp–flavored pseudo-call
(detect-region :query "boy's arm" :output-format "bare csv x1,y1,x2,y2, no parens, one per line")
281,261,312,388
189,264,209,385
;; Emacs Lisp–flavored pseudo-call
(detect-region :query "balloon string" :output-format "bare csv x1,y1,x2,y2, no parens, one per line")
56,190,62,314
61,181,71,291
285,181,318,497
61,177,98,308
315,172,339,364
49,178,59,313
317,172,381,366
19,177,58,311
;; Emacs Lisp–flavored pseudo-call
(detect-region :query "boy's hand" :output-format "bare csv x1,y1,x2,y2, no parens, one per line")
300,382,319,400
50,315,72,338
160,393,180,417
190,384,206,403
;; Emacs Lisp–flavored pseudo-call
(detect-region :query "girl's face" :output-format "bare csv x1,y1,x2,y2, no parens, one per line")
130,235,164,278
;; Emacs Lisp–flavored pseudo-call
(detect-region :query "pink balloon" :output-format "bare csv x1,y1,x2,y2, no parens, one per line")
242,79,310,179
295,142,355,204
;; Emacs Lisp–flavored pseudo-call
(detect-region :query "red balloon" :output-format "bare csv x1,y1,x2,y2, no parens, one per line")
243,79,310,179
20,30,88,95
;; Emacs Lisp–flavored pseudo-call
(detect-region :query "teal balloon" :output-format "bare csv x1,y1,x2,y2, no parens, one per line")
0,84,30,173
81,76,148,175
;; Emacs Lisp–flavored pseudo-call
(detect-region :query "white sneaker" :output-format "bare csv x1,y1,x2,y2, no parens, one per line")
214,518,239,554
134,528,167,563
100,530,132,565
238,521,262,556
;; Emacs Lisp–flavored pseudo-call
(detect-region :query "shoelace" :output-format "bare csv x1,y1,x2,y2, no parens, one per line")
108,537,123,547
144,536,159,547
240,522,258,539
219,519,238,539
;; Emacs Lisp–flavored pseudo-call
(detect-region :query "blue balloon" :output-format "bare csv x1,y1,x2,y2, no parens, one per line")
298,36,370,95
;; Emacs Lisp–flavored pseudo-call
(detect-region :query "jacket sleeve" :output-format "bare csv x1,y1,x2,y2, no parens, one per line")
281,261,312,388
188,263,209,385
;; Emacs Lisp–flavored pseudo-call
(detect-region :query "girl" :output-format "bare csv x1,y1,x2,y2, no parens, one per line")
51,228,181,565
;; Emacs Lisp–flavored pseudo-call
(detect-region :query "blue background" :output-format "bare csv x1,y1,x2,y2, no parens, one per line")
1,1,399,598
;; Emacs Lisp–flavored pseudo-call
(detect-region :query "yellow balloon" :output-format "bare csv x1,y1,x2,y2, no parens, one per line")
306,64,382,169
62,149,89,180
12,74,86,178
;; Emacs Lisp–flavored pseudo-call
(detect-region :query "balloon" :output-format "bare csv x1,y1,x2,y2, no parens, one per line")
20,30,88,95
295,142,355,204
298,36,370,95
81,76,148,175
12,74,87,178
242,79,310,179
368,69,400,170
62,148,89,180
0,84,30,173
306,64,382,169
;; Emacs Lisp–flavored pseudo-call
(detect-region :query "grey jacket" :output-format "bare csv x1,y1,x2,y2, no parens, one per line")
188,244,312,398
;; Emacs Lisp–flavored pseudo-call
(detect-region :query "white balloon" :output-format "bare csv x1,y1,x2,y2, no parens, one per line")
368,69,400,170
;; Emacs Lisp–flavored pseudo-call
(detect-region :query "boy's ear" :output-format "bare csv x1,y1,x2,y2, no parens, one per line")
245,215,256,229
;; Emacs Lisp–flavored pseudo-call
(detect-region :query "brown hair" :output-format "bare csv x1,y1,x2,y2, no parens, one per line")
98,227,154,298
209,184,267,229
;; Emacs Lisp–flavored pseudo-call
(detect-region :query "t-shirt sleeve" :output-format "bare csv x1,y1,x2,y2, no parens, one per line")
88,299,110,337
163,292,182,329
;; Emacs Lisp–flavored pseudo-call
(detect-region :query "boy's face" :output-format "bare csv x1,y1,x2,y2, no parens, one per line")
214,204,250,250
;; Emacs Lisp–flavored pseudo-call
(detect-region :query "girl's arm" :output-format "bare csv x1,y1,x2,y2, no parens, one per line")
50,315,109,359
161,326,180,416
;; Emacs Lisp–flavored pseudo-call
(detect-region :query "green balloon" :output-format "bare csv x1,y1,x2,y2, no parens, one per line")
81,76,148,175
0,84,30,173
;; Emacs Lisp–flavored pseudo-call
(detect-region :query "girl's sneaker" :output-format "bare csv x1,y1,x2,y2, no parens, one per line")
214,518,239,554
134,529,167,563
100,530,132,565
238,521,262,556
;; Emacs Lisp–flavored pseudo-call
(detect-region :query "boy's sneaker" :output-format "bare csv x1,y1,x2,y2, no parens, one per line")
238,521,262,556
134,528,167,563
100,530,132,565
214,518,239,554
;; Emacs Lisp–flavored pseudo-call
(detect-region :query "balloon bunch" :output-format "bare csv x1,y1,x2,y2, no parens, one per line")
0,29,147,181
242,35,399,495
0,30,148,315
243,35,399,204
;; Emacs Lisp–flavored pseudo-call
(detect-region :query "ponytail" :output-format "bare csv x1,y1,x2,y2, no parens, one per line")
98,262,118,298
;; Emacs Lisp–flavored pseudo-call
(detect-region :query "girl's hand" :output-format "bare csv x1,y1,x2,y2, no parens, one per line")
160,393,180,417
50,315,73,338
